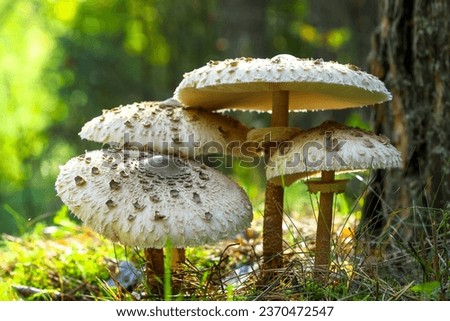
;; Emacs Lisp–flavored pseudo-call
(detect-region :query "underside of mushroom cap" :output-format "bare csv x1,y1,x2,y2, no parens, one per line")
247,127,302,144
174,55,392,111
79,99,250,158
267,120,403,186
55,149,253,248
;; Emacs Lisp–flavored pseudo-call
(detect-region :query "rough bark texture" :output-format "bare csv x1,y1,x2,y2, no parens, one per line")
365,0,449,240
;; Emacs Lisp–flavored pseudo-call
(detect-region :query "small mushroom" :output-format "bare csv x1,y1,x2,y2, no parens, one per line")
267,120,402,281
267,121,402,184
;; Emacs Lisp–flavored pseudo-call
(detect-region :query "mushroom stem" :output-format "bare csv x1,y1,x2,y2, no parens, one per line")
271,91,289,126
171,248,186,267
171,248,186,294
144,248,165,295
262,91,289,273
314,170,335,282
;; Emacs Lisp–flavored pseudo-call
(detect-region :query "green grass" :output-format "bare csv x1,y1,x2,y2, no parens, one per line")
0,207,129,300
0,178,448,301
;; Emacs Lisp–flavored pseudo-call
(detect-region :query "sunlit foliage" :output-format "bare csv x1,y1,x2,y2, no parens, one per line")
0,0,361,234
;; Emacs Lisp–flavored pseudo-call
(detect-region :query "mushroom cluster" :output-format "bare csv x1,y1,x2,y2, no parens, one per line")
56,99,253,294
174,54,395,277
57,53,401,291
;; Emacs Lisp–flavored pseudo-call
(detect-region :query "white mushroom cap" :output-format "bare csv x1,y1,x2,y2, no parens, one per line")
79,99,250,157
55,150,253,248
267,121,402,186
174,54,391,111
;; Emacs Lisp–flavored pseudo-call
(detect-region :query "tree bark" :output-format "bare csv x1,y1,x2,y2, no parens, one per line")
365,0,449,240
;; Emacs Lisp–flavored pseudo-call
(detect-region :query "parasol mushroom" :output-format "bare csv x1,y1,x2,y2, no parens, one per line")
174,54,391,273
78,98,251,288
55,149,253,293
79,98,249,158
266,120,402,281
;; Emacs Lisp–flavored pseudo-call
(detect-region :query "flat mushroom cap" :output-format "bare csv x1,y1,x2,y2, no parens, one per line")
79,99,250,157
174,54,391,111
55,150,253,248
267,121,402,186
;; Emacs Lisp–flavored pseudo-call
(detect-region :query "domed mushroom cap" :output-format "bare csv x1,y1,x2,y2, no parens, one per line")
55,150,253,248
174,54,391,111
267,121,402,186
79,99,250,157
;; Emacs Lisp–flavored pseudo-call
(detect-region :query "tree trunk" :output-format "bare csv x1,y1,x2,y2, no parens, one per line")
365,0,449,241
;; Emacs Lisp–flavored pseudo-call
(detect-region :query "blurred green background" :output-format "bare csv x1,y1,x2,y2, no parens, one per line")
0,0,378,235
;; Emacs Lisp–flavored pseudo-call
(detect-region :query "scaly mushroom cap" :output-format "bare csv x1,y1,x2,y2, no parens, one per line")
55,150,253,248
174,54,391,111
79,99,250,157
267,121,402,186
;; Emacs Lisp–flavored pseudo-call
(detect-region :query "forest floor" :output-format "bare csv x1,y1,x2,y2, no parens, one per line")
1,196,448,301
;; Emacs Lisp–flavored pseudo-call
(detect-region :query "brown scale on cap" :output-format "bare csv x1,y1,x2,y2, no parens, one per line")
74,176,86,186
109,179,121,190
105,199,116,209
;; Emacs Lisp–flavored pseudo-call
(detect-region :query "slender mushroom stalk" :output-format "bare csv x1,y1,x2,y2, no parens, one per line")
171,248,186,267
315,170,335,275
171,248,186,293
174,55,392,279
262,91,289,271
307,170,347,282
267,121,402,284
144,248,185,295
144,248,165,294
